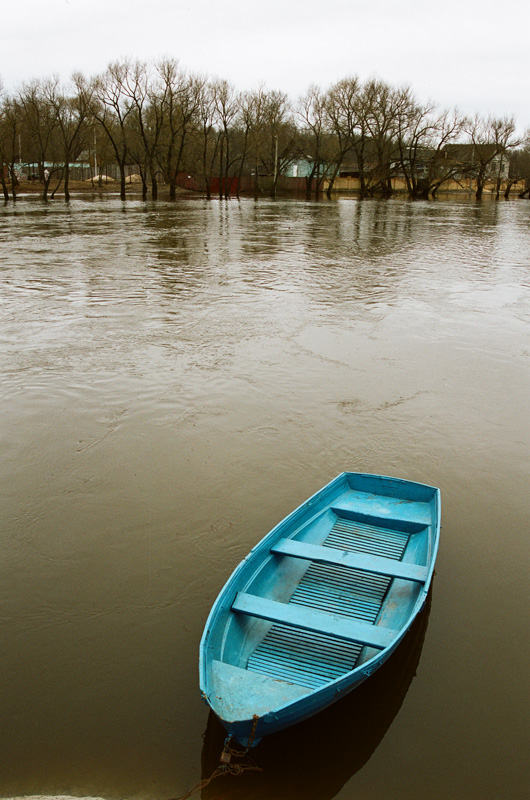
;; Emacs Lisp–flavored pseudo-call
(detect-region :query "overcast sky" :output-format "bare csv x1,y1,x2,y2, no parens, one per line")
3,0,529,129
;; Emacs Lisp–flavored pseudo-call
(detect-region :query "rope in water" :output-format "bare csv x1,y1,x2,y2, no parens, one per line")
172,715,262,800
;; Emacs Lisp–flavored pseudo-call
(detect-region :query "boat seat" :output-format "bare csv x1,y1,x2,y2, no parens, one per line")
271,538,428,583
331,494,432,525
210,660,310,719
232,592,399,650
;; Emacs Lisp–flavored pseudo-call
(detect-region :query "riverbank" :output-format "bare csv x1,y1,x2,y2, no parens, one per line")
4,179,196,198
3,177,529,201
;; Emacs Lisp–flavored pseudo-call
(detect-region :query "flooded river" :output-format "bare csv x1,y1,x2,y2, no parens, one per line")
1,196,529,800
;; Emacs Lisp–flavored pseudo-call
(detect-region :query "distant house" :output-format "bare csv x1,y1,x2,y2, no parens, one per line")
338,159,360,178
442,143,510,180
15,158,92,180
284,159,335,179
283,159,311,178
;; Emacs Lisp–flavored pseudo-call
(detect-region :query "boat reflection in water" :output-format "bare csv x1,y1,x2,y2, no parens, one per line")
201,588,432,800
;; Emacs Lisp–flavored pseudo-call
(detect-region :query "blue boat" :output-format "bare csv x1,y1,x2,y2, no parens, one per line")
199,472,440,748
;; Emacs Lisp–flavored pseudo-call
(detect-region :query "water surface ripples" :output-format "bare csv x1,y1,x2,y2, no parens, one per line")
1,196,529,800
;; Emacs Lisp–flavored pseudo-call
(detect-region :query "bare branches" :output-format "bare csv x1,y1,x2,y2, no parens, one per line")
462,114,522,198
0,59,527,202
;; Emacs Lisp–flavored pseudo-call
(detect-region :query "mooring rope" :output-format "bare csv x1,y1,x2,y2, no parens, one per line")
172,715,262,800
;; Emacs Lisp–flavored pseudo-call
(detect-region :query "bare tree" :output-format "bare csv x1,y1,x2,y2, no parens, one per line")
509,133,530,197
358,79,402,197
260,89,296,198
0,79,11,200
92,60,136,200
233,89,255,197
44,73,93,201
324,76,361,197
463,115,521,199
491,117,522,199
209,79,239,199
241,86,269,198
238,86,295,198
297,85,337,198
394,91,465,199
0,93,22,199
157,60,205,201
195,81,220,199
19,79,63,200
122,60,167,200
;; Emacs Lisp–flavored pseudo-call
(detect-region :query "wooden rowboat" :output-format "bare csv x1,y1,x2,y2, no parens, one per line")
200,591,432,798
199,472,440,747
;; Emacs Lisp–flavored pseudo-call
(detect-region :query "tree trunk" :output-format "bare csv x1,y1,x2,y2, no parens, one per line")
315,163,321,198
64,161,70,202
494,179,501,200
474,167,486,200
326,163,341,199
219,138,224,200
9,164,18,200
305,165,317,199
271,172,279,200
253,154,259,200
271,134,278,199
201,131,212,200
224,140,231,200
381,180,394,198
0,171,9,201
150,165,158,200
119,163,126,201
51,172,63,199
402,165,414,198
359,171,367,199
43,175,52,201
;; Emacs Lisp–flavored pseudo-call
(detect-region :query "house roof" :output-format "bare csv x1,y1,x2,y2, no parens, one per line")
443,143,503,161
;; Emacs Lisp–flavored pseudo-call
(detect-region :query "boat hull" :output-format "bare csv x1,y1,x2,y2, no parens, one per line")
199,472,440,747
210,624,414,746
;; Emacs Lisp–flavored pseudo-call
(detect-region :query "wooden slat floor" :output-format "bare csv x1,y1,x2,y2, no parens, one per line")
247,519,409,688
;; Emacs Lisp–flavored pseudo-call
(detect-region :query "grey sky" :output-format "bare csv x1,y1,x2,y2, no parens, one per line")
3,0,529,129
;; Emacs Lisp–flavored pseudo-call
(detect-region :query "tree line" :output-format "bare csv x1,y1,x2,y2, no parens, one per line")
1,58,529,202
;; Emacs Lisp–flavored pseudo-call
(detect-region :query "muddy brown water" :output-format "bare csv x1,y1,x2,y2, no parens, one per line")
1,196,529,800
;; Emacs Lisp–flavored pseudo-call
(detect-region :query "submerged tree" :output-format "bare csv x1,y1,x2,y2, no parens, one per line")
0,80,12,200
394,92,465,199
238,85,297,198
157,59,205,200
43,73,93,201
19,78,63,200
463,115,521,199
91,60,136,200
297,85,337,198
323,76,361,197
213,79,239,198
509,134,530,197
0,93,22,199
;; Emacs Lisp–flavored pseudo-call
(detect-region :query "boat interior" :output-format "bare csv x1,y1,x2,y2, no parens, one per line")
206,476,438,719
